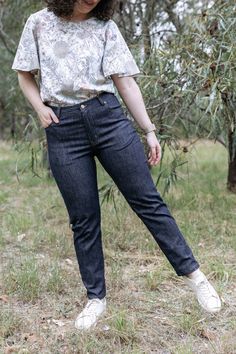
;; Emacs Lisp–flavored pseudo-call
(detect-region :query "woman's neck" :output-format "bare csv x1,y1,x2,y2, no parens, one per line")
61,13,92,23
70,13,90,21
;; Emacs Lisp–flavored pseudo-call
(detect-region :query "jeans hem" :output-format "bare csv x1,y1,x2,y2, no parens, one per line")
87,292,106,300
176,263,200,277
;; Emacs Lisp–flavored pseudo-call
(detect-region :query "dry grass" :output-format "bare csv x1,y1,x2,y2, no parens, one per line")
0,139,236,354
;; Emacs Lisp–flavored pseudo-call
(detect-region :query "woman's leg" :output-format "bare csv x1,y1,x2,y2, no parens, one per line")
45,116,106,300
96,124,199,276
92,93,220,314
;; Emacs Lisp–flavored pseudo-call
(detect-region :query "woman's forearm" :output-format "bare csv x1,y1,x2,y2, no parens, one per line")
111,75,154,132
17,71,45,113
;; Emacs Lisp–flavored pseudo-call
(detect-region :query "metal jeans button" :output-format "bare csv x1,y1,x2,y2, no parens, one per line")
81,104,86,109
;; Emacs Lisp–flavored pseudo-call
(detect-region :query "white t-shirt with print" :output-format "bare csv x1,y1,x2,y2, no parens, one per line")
11,7,140,106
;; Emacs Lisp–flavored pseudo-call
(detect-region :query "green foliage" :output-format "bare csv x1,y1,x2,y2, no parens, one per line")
138,0,236,144
0,0,44,138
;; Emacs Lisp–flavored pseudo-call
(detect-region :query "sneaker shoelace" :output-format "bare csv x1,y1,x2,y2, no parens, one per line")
197,279,217,299
82,299,102,315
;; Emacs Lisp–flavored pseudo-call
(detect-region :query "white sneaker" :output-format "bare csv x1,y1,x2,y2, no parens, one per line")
184,270,221,313
74,297,106,330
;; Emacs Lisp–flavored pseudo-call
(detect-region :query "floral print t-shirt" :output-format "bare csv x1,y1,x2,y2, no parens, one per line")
11,7,140,106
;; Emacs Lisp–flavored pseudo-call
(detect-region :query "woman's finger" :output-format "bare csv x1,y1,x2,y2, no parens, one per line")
50,110,60,123
157,144,162,158
152,147,157,160
148,145,162,166
156,146,161,164
148,147,156,164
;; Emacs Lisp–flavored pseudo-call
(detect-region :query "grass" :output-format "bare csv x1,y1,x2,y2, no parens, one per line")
0,139,236,353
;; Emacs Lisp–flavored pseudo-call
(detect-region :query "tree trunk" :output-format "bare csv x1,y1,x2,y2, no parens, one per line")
143,1,157,62
143,19,152,62
227,128,236,192
0,99,4,139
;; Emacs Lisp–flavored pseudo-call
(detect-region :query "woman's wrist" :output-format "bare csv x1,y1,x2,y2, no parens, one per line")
143,123,156,134
146,130,156,136
35,103,47,114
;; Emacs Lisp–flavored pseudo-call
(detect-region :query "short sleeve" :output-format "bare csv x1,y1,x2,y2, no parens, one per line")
11,14,40,75
102,20,140,79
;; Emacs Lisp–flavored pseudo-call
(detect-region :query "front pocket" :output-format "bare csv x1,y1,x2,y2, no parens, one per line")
44,122,53,130
105,97,124,119
44,120,58,130
106,95,122,110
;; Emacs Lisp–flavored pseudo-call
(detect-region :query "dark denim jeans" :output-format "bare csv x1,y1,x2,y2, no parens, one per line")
45,92,199,299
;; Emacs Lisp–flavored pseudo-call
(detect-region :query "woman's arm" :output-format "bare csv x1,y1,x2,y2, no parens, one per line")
111,75,161,166
112,75,154,132
17,71,59,128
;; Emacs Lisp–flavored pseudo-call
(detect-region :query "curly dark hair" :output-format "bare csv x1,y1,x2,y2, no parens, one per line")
44,0,115,21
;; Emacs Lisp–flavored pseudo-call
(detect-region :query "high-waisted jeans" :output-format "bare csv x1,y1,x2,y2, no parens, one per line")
45,92,199,299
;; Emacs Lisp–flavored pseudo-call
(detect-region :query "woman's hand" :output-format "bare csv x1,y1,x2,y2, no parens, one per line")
16,72,59,128
36,105,59,128
146,132,162,166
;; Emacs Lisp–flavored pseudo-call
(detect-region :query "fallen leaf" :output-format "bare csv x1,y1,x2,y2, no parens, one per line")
22,332,39,343
36,253,45,259
4,346,20,354
0,294,9,302
65,258,73,265
198,242,205,248
17,233,26,242
52,319,65,327
102,325,110,331
199,329,216,341
221,296,226,303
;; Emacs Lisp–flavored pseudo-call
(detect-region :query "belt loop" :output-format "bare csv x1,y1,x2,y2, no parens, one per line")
96,93,106,106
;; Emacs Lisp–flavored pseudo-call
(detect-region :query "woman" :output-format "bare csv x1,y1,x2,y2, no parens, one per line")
12,0,221,330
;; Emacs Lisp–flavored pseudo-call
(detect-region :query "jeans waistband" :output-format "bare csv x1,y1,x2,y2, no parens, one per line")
45,92,114,117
